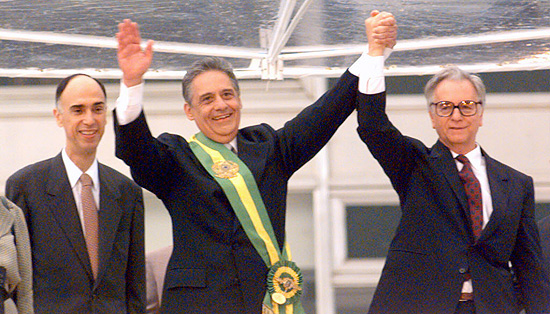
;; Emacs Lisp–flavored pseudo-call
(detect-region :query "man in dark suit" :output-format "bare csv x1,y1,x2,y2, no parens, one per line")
113,16,396,314
5,74,146,314
355,16,550,314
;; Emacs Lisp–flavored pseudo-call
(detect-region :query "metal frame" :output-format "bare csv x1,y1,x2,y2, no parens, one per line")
1,18,549,79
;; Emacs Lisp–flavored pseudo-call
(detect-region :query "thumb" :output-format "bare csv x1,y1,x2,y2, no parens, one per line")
145,40,154,59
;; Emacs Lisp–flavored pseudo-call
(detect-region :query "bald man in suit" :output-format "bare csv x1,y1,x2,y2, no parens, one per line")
6,74,145,314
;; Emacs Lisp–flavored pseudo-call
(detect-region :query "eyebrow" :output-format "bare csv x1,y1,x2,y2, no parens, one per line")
68,101,105,108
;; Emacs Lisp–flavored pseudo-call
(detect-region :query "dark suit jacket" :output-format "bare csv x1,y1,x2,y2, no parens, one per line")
538,215,550,288
5,153,146,314
357,92,550,314
114,71,358,313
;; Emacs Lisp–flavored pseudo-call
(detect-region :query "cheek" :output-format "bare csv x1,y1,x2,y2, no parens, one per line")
429,113,437,129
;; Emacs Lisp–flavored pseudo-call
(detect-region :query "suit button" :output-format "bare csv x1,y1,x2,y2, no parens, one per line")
459,268,467,274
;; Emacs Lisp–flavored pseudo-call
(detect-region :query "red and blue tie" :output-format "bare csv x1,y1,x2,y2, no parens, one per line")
456,155,483,239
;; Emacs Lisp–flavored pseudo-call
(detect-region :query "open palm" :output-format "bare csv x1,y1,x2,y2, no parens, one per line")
117,19,154,87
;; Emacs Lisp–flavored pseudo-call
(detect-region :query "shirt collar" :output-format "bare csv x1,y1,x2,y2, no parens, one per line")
224,138,238,153
451,145,483,169
61,148,100,189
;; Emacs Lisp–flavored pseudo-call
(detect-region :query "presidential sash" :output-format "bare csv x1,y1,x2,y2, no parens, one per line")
189,133,305,314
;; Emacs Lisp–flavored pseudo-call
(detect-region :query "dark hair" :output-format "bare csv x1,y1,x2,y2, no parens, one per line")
181,57,240,105
55,73,107,108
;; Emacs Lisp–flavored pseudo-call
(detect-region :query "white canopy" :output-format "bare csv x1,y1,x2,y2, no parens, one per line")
1,0,549,80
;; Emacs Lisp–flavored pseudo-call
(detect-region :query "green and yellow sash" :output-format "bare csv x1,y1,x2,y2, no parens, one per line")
189,132,305,314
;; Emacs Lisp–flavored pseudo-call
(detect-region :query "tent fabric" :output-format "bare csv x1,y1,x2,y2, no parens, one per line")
0,0,549,79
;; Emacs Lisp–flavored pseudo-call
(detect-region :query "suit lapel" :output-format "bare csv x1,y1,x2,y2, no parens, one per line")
236,132,268,180
430,141,469,214
46,154,94,279
95,164,123,286
479,152,509,241
428,141,477,241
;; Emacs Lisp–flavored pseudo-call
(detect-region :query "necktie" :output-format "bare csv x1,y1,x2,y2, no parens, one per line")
229,144,237,155
81,173,99,278
456,155,483,239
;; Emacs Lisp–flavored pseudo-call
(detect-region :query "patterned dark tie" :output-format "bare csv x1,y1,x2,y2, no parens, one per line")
81,173,99,278
456,155,483,239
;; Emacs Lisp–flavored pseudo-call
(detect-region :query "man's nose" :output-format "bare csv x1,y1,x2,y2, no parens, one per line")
212,95,228,109
449,106,463,120
82,109,95,124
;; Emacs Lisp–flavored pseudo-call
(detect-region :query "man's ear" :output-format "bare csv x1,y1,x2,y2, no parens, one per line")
478,107,484,127
53,107,63,127
184,103,194,121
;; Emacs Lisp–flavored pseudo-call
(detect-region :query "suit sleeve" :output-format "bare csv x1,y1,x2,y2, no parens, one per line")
126,186,146,314
356,91,417,199
274,70,358,176
510,177,550,313
113,110,177,199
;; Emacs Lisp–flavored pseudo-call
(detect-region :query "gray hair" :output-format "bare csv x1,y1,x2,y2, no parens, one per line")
181,57,240,105
424,65,486,108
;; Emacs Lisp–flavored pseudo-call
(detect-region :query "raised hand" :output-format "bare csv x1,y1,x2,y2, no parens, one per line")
116,19,154,87
365,10,397,56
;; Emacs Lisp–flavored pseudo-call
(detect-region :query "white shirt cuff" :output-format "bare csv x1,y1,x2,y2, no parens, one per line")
115,82,144,125
349,47,392,95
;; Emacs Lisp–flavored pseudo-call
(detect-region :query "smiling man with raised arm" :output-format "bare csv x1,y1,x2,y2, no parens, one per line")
113,13,396,314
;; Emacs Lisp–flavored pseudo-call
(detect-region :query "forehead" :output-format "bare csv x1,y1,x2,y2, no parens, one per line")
59,76,105,106
191,70,234,95
434,79,478,100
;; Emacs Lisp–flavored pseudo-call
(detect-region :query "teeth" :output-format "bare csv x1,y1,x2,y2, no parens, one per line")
214,114,231,120
80,130,96,135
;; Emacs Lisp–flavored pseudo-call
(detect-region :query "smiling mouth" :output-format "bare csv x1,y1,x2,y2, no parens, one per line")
450,126,466,130
213,113,232,121
79,130,97,136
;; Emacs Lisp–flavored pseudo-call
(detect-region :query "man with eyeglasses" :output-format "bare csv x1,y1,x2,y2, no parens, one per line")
355,20,550,314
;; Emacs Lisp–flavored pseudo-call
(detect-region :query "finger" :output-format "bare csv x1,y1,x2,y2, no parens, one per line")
144,40,154,60
373,24,398,35
119,19,139,42
375,11,394,20
378,17,396,27
119,19,132,37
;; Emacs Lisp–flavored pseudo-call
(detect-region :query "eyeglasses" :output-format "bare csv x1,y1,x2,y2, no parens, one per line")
430,100,482,117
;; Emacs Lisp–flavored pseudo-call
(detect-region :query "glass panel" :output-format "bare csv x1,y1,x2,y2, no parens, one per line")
1,0,549,75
